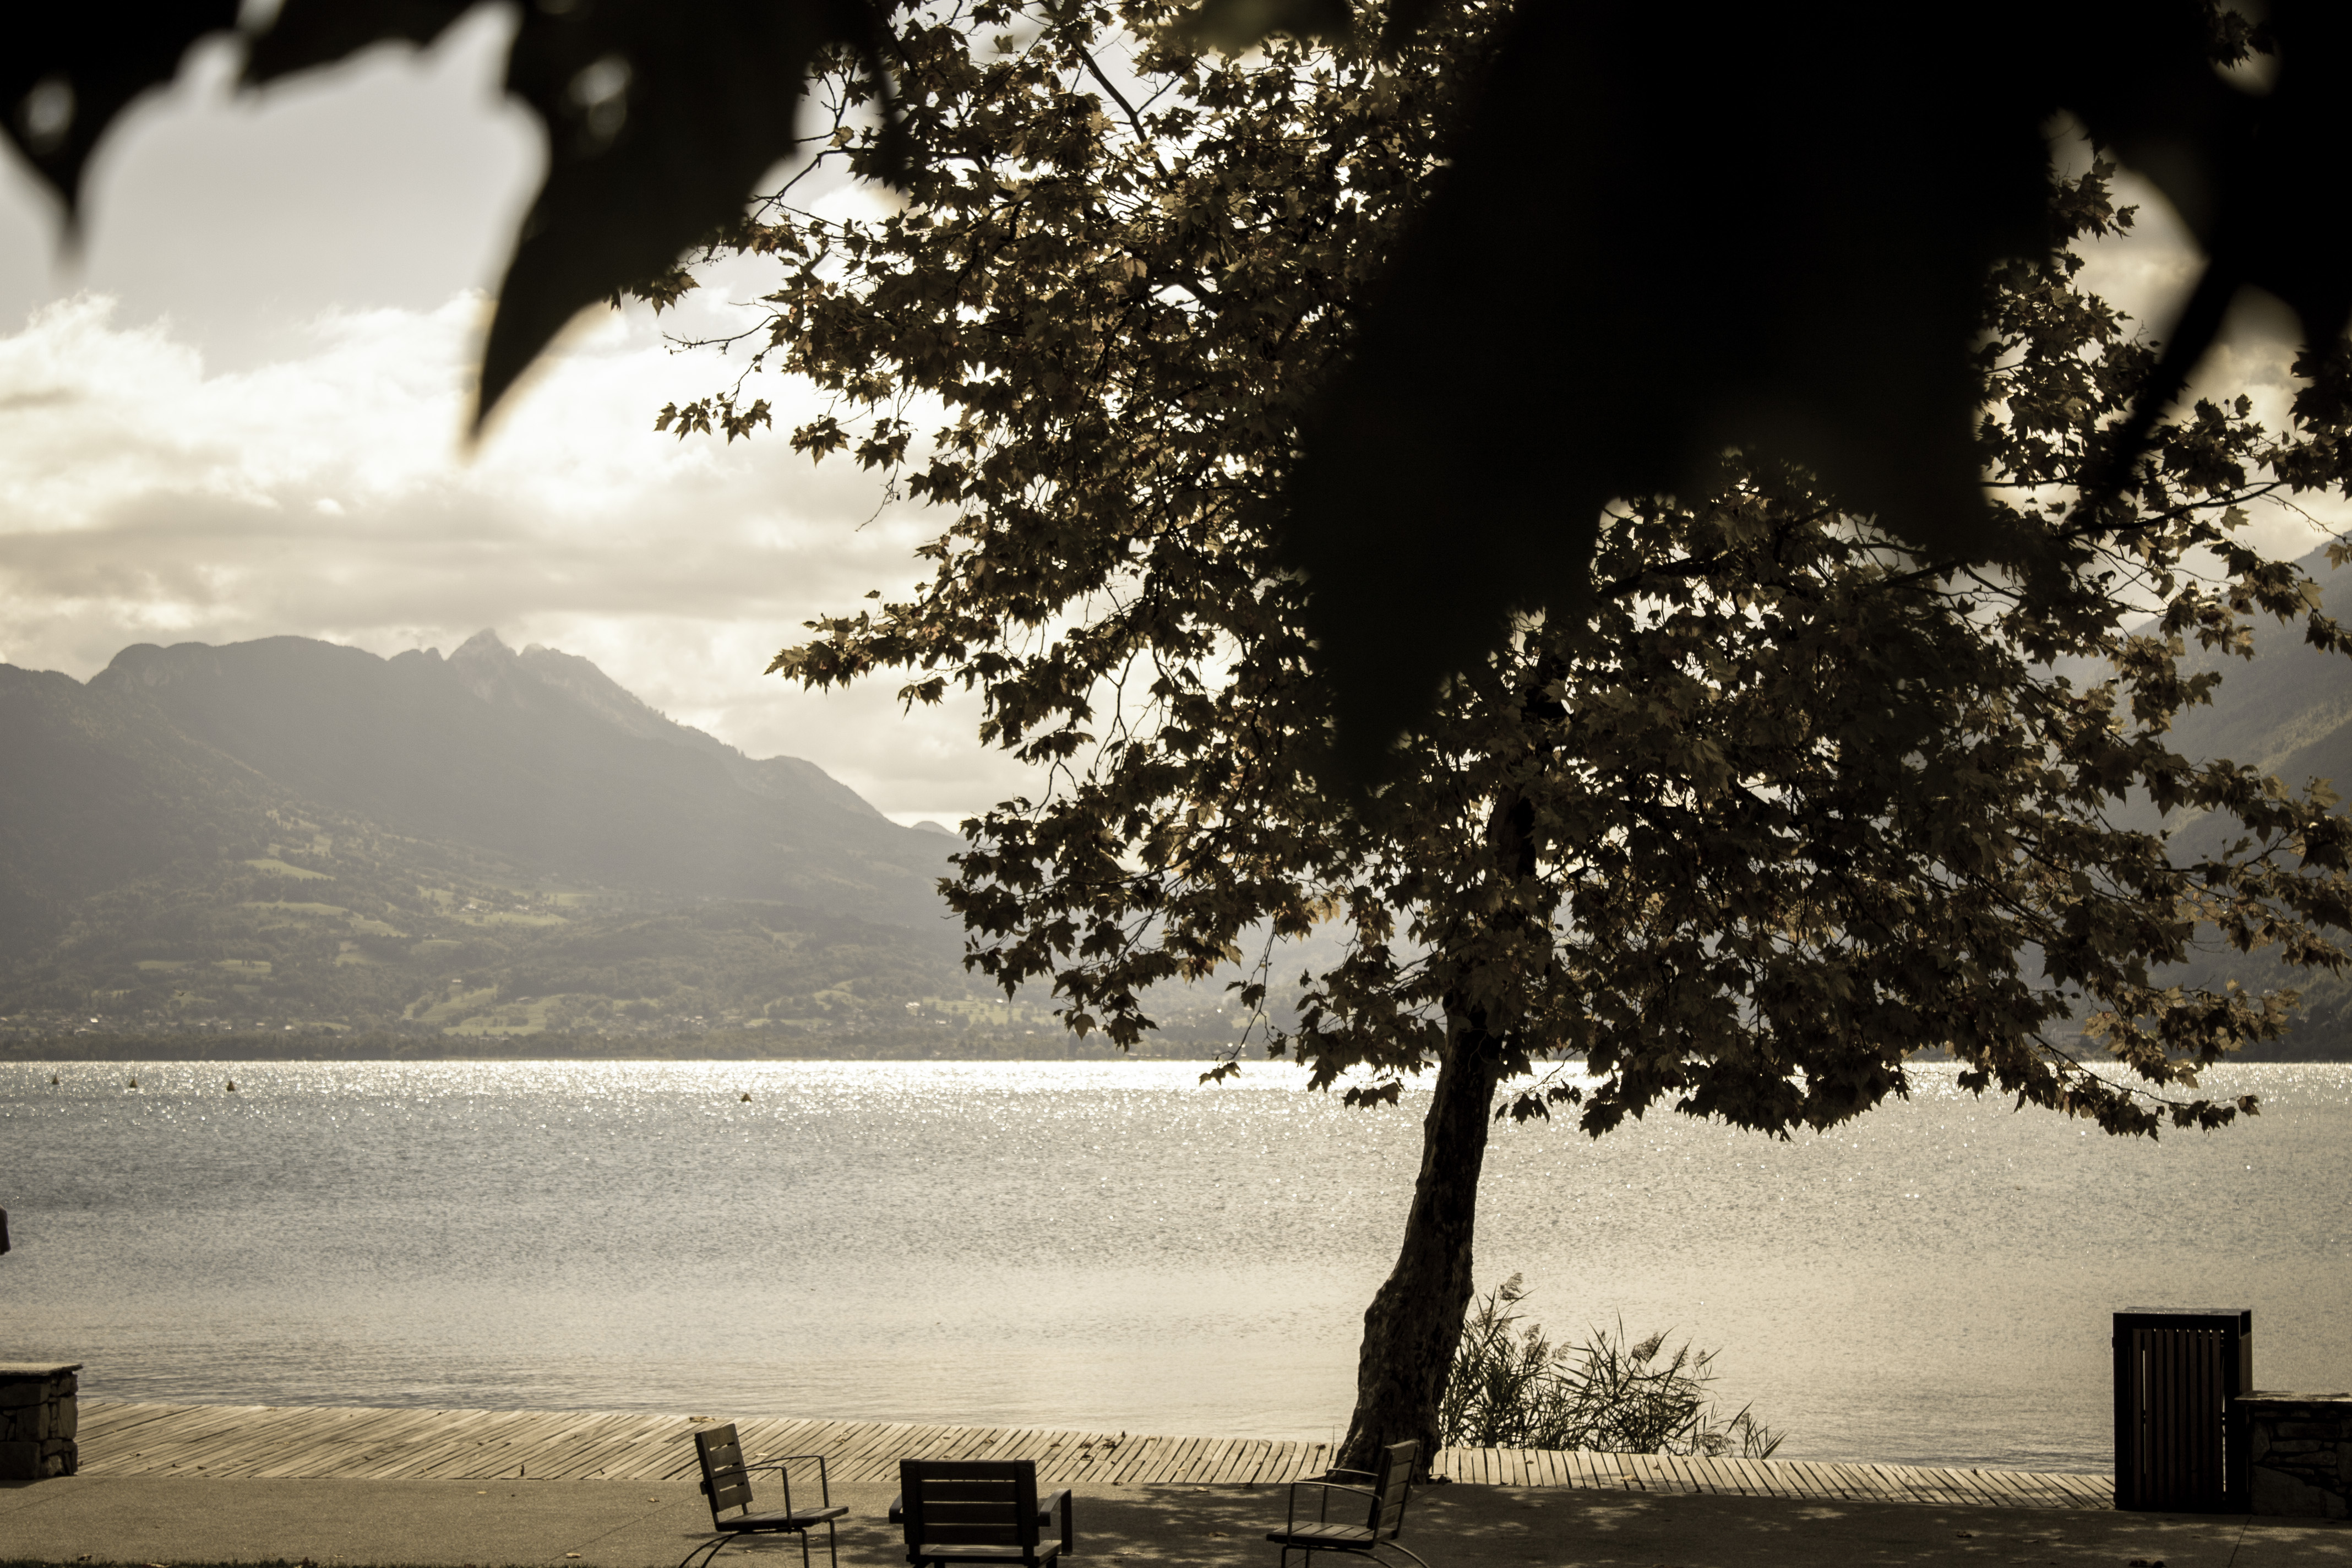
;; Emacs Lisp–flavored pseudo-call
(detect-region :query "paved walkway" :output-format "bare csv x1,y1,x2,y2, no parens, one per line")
6,1473,2350,1567
1,1401,2343,1568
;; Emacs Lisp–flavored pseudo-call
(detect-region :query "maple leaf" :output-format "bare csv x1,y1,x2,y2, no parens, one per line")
0,1,242,235
9,0,905,431
1269,0,2294,776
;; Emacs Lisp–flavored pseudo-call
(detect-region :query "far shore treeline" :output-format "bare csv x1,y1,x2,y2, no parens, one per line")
8,621,2352,1060
4,1031,2338,1065
0,1028,1230,1064
0,632,1249,1052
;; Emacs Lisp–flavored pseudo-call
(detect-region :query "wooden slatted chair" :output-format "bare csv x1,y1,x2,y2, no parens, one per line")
1266,1441,1426,1568
680,1422,848,1568
897,1457,1074,1567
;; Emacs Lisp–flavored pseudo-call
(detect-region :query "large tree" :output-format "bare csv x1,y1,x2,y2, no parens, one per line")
657,1,2352,1472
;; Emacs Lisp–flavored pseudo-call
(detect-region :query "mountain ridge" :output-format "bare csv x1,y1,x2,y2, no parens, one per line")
80,630,949,927
0,632,1041,1049
6,597,2348,1058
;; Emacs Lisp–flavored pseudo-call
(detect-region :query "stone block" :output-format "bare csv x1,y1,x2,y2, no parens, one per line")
2241,1393,2352,1518
0,1441,43,1481
56,1397,76,1441
0,1382,42,1410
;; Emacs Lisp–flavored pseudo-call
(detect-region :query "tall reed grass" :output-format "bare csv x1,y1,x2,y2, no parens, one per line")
1439,1274,1784,1458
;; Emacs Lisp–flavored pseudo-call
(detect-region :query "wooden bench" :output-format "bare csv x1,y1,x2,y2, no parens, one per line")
897,1458,1074,1567
1266,1441,1427,1568
683,1422,848,1568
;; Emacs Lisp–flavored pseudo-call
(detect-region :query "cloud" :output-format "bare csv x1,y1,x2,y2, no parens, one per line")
0,287,1042,824
5,141,2340,840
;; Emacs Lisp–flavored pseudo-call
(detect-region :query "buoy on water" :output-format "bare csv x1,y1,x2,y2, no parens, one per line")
740,1091,753,1102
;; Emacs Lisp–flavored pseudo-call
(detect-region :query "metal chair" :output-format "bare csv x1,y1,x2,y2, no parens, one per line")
897,1457,1074,1567
1266,1440,1425,1568
680,1422,848,1568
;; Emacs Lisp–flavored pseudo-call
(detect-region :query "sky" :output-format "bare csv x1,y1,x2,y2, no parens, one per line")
0,13,1028,829
0,23,2333,827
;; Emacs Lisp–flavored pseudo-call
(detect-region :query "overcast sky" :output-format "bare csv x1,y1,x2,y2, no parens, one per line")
0,13,1030,829
0,22,2331,827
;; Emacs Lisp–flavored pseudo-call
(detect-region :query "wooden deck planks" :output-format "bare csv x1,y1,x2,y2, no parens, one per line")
735,1417,840,1478
1207,1438,1255,1484
84,1402,247,1469
236,1405,414,1478
314,1405,488,1479
175,1404,395,1477
71,1401,2109,1509
458,1408,613,1481
425,1407,594,1482
825,1420,925,1482
371,1407,546,1480
127,1404,306,1477
1968,1464,2045,1508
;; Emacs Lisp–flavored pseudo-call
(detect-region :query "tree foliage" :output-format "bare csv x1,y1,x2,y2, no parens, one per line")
1266,0,2352,769
656,0,2352,1470
677,0,2350,1130
15,2,2352,761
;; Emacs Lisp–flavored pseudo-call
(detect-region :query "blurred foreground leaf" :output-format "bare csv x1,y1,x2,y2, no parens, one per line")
8,0,902,429
1,1,242,230
10,0,2352,766
1267,0,2345,774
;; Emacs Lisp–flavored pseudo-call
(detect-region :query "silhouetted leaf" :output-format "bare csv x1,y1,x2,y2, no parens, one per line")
11,0,902,433
1,0,239,226
242,1,475,83
15,0,2352,743
476,0,905,430
1277,0,2268,776
1182,0,1351,49
2089,1,2352,500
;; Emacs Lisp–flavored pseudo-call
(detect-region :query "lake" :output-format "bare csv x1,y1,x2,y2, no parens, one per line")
3,1058,2346,1471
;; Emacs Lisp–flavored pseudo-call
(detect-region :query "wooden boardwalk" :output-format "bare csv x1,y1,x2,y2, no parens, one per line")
75,1401,2114,1510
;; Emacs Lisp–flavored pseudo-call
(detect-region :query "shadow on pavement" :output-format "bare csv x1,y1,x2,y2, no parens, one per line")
2,1475,2349,1567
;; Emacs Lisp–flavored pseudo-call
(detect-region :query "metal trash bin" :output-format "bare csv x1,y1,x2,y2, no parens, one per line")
2114,1308,2251,1512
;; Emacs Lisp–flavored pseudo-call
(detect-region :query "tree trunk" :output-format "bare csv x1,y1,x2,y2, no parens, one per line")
1336,759,1547,1480
1333,1030,1506,1478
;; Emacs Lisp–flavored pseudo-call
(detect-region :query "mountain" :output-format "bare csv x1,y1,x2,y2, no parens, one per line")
2092,549,2352,1058
88,630,953,927
0,632,1011,1047
0,661,287,949
13,585,2347,1059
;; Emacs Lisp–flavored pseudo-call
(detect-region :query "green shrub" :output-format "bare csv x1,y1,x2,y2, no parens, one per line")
1439,1275,1784,1458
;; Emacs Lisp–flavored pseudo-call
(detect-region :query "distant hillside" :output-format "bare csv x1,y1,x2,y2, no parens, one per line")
2101,549,2352,1058
91,631,951,927
0,661,284,951
11,589,2345,1061
0,633,1053,1051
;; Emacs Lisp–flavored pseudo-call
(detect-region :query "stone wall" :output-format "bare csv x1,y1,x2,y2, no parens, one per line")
2241,1391,2352,1519
0,1363,80,1480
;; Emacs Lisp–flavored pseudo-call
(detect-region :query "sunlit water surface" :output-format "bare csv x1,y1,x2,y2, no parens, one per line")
3,1059,2347,1471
